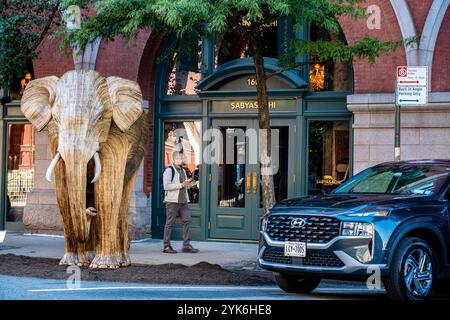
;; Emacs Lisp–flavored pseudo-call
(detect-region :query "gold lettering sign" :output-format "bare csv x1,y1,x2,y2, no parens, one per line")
230,101,277,110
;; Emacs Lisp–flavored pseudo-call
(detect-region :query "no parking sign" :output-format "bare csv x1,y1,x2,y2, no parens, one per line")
396,66,428,106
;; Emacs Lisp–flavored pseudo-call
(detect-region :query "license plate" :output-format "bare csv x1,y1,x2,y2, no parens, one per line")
284,241,306,257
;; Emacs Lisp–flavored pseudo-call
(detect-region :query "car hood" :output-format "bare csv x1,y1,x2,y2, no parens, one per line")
270,193,434,215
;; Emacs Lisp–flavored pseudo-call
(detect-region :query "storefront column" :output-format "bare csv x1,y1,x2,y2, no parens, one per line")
348,92,450,174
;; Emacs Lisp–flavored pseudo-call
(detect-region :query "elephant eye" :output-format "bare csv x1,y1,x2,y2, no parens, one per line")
96,115,102,122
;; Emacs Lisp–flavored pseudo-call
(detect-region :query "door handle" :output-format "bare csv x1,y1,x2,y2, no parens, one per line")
253,172,257,194
246,172,251,193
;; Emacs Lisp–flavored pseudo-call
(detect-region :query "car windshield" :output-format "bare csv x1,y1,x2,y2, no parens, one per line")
332,165,450,195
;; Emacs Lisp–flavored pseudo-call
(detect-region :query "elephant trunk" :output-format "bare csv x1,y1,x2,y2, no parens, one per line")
65,156,91,243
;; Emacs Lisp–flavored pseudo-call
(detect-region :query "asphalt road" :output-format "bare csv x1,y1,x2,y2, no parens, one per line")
0,275,386,300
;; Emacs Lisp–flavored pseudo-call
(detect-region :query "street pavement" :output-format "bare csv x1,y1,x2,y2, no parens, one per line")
0,232,388,300
0,232,258,269
0,275,386,300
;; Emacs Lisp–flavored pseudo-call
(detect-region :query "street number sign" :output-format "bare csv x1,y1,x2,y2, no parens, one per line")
396,66,428,106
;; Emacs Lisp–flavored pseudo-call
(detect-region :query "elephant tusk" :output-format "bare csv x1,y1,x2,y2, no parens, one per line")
91,152,101,183
86,207,97,217
46,152,61,182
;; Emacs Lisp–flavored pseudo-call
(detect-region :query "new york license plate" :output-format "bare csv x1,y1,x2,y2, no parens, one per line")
284,241,306,257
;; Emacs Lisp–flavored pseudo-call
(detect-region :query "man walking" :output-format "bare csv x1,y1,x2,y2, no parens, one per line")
162,151,199,253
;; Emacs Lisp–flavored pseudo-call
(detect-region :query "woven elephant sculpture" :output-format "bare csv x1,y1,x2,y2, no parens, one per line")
21,70,148,269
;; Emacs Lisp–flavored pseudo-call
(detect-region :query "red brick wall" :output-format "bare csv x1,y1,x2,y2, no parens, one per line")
339,0,406,93
95,31,151,80
432,8,450,92
137,35,165,196
33,37,74,78
408,0,433,34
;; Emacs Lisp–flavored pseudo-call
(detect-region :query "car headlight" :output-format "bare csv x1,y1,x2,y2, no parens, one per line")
345,211,390,217
341,222,373,237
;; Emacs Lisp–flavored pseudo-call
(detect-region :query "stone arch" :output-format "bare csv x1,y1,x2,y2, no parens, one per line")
431,7,450,92
136,33,166,196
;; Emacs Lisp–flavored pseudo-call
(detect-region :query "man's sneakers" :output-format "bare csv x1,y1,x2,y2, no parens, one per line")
162,246,177,253
182,244,199,253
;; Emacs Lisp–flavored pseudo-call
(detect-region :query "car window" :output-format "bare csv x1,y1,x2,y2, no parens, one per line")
333,165,450,195
351,171,395,193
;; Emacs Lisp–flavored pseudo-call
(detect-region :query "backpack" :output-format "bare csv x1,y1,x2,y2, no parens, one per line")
160,166,175,201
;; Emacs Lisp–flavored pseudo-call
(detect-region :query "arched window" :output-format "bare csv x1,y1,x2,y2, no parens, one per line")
8,60,33,100
163,20,352,96
309,24,352,92
215,18,278,67
165,34,202,96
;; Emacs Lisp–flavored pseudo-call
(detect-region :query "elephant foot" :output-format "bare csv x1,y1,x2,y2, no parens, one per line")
89,254,121,269
119,253,131,267
59,252,90,267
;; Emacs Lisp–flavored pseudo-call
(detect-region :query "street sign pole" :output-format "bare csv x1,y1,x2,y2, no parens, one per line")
394,102,401,161
395,66,428,161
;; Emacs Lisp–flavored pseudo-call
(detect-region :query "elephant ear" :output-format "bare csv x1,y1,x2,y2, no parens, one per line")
107,76,143,132
21,76,59,131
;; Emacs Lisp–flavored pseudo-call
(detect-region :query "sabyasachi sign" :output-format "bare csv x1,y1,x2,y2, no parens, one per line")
231,101,276,109
211,99,297,113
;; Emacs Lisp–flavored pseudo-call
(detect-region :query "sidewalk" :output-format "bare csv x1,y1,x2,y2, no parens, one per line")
0,232,260,270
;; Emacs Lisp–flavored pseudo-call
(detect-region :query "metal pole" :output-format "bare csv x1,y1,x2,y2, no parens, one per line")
394,103,401,161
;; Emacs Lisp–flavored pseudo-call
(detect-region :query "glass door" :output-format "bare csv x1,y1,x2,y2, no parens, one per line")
209,119,256,239
5,123,35,230
209,118,295,240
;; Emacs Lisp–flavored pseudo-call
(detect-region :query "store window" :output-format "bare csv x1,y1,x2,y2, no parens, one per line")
308,25,351,92
308,120,350,194
6,123,35,224
163,121,202,203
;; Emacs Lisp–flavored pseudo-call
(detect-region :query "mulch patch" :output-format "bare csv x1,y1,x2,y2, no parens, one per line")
0,254,275,286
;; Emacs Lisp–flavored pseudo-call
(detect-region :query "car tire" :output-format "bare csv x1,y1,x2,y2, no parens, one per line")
384,237,436,300
274,273,321,294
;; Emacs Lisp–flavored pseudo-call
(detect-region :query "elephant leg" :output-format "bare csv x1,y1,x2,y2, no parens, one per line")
50,137,89,267
90,133,130,269
118,171,138,267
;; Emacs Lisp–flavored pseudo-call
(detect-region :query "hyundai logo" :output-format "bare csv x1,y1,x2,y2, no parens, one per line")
291,218,307,228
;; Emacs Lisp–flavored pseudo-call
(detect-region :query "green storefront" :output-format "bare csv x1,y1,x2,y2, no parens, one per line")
151,22,354,241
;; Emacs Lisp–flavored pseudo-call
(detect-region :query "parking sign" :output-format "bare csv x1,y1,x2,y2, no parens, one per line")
396,66,428,106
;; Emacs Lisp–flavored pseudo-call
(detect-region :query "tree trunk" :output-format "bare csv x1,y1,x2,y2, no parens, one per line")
251,29,276,216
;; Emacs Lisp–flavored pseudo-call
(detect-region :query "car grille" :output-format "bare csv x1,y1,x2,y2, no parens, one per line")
261,248,344,268
266,215,341,243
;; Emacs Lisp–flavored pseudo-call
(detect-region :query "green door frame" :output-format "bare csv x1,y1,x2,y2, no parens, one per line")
208,117,297,241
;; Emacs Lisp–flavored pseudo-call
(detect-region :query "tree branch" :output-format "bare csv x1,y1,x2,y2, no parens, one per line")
266,61,314,79
32,2,59,51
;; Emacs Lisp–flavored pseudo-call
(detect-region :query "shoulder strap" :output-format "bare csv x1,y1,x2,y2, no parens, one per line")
169,165,175,182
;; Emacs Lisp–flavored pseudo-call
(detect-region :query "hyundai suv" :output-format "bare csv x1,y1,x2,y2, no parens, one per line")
258,160,450,300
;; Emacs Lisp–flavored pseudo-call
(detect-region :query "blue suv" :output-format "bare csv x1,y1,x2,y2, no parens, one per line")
258,160,450,300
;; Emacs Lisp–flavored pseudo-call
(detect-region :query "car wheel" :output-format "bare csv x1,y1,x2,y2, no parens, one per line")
274,273,321,294
384,237,436,300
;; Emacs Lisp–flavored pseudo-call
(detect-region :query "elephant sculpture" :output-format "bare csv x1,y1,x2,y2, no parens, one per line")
21,70,148,269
